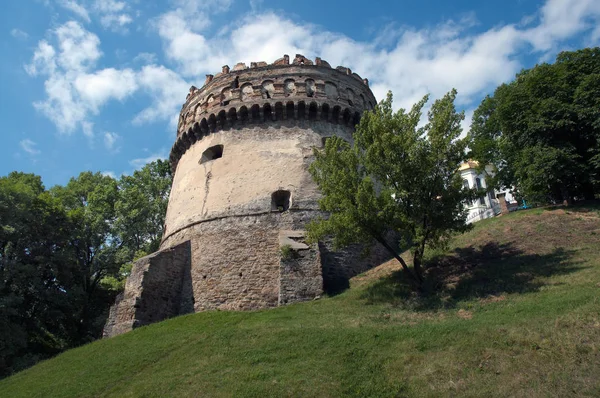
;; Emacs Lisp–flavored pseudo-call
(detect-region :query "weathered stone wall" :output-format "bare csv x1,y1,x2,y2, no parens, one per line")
163,210,322,311
278,230,323,305
162,122,354,244
319,238,395,293
103,241,191,337
187,218,280,311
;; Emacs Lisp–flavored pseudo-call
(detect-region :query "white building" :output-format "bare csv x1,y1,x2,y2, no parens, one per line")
459,161,517,224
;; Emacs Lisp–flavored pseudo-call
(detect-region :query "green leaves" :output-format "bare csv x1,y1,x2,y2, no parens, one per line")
115,159,172,256
308,90,472,285
469,47,600,203
0,160,172,377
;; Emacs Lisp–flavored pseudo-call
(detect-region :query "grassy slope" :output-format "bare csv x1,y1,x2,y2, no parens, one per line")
2,206,600,397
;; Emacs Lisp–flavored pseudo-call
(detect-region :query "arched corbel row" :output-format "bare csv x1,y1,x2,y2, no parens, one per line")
170,100,365,173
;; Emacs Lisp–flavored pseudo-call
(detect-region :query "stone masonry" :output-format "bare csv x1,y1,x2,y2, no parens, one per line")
103,54,390,337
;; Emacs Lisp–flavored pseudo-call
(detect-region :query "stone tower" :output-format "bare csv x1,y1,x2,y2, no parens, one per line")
103,54,388,337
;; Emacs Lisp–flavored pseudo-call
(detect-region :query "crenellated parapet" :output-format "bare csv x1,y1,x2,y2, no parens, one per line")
170,54,376,172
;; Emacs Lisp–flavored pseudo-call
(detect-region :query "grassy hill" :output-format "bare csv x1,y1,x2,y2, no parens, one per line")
2,206,599,397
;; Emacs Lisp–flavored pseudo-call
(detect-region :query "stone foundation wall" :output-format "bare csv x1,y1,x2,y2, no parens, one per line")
188,220,281,311
103,241,191,337
319,237,396,293
278,231,323,305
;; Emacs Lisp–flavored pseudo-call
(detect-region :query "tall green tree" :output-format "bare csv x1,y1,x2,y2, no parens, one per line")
0,160,173,377
50,172,120,341
0,173,74,376
114,159,172,258
469,47,600,203
308,90,473,285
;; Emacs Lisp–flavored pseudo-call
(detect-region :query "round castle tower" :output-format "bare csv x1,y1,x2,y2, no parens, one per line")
163,54,375,250
103,54,389,337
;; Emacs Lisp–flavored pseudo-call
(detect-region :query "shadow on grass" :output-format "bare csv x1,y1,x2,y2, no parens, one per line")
540,199,600,214
362,241,584,311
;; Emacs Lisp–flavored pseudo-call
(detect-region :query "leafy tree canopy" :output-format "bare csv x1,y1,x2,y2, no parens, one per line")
0,161,172,378
469,47,600,204
308,90,474,285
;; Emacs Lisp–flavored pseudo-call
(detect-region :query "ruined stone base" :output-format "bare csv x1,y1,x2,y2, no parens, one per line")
103,222,393,338
102,241,192,338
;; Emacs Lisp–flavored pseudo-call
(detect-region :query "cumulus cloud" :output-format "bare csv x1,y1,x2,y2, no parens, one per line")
25,21,105,134
133,65,189,128
20,139,41,155
74,68,137,111
524,0,600,51
54,0,134,31
133,52,157,64
26,21,182,136
93,0,133,32
26,0,600,142
54,21,102,71
57,0,91,23
154,0,600,113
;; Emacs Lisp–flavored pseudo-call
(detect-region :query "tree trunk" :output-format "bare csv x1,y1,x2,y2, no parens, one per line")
560,184,572,206
373,235,422,287
412,252,425,283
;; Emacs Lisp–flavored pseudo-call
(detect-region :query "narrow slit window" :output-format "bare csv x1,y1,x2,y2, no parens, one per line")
271,190,291,212
200,145,223,164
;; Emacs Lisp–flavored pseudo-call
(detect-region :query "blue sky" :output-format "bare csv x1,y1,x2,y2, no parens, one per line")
1,0,599,188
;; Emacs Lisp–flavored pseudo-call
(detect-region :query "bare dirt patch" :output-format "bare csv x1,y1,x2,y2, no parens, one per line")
457,309,473,319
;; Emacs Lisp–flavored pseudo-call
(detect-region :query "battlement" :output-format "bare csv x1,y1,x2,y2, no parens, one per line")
171,54,376,172
188,54,369,100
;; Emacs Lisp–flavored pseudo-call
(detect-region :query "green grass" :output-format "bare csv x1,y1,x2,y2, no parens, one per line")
2,205,600,397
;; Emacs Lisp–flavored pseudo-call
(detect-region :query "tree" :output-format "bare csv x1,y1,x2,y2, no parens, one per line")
469,47,600,204
0,160,173,377
0,173,74,376
308,90,473,286
50,172,120,341
114,160,172,258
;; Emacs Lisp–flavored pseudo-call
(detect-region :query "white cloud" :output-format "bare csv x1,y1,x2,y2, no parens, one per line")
26,22,103,134
74,68,137,111
129,151,168,170
103,132,121,152
54,21,102,72
134,65,189,128
153,0,236,75
27,19,190,136
25,40,57,76
93,0,133,32
100,13,133,30
155,0,600,115
82,121,94,138
93,0,125,14
154,10,525,110
34,74,88,133
10,28,28,39
20,139,41,155
57,0,91,23
524,0,600,51
27,0,600,143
